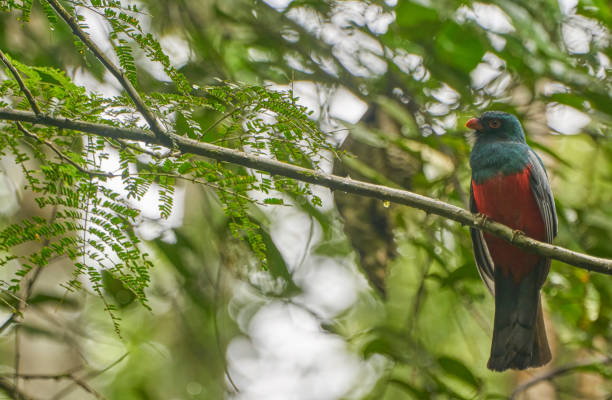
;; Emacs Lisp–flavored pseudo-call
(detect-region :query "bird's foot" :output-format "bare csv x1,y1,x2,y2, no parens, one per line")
511,229,525,242
476,213,489,228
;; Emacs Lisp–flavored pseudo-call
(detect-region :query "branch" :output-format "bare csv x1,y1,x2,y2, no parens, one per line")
0,377,37,400
0,49,41,115
1,371,107,400
17,122,113,178
510,355,612,399
49,352,127,400
44,0,171,146
112,138,176,159
1,108,611,275
13,324,20,400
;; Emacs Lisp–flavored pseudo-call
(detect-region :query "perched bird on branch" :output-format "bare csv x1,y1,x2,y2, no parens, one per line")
466,111,557,371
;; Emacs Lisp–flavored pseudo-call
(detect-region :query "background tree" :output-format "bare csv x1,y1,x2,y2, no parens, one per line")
0,0,611,399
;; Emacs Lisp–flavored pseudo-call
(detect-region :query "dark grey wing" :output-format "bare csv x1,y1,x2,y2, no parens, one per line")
469,182,495,294
527,149,558,287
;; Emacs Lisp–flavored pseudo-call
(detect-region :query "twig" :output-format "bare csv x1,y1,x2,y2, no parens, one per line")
16,122,113,178
0,378,36,400
510,355,612,399
4,371,107,400
0,313,16,334
64,375,107,400
49,352,128,400
0,108,611,275
204,106,243,136
44,0,171,146
113,138,175,159
0,49,41,115
13,325,20,400
212,265,240,393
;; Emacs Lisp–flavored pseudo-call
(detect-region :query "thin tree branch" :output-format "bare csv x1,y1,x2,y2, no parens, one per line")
5,371,107,400
0,312,16,334
16,122,113,178
112,138,176,159
212,264,240,393
44,0,171,146
13,325,20,400
510,355,612,399
0,378,36,400
0,49,41,116
49,352,128,400
0,108,611,274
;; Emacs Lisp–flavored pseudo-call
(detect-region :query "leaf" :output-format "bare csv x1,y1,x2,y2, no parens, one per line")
263,197,284,205
434,22,486,74
175,112,198,139
258,227,300,296
20,0,32,22
548,93,586,110
437,263,481,286
394,1,438,29
388,378,428,398
40,1,58,30
154,230,197,281
437,356,480,389
313,239,353,257
28,293,79,309
362,337,394,358
102,270,136,308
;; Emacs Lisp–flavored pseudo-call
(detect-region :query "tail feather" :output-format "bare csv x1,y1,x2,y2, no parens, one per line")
487,267,551,372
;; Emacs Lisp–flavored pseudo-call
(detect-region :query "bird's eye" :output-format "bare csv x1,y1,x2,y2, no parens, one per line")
488,119,501,129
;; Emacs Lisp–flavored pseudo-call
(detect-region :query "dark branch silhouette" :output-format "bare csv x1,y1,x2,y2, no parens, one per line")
0,108,611,275
511,355,612,399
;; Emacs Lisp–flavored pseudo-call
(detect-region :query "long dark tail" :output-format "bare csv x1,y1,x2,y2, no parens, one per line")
487,267,551,372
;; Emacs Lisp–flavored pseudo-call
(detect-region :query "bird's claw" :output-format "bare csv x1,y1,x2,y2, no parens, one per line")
511,229,525,242
476,213,489,227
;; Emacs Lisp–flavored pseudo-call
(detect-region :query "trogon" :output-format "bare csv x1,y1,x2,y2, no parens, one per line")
466,111,557,371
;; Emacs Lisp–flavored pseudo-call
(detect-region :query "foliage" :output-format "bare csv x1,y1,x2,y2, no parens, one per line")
0,21,331,329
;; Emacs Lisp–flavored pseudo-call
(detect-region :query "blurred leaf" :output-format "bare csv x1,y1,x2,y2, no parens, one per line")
258,227,301,296
394,1,438,29
28,293,79,309
102,270,137,308
437,356,481,389
434,22,486,74
388,378,428,399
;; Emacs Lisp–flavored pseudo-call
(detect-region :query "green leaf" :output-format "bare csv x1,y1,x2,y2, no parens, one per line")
437,356,480,389
28,292,79,309
388,378,428,398
434,22,486,73
394,1,438,28
102,270,137,308
258,227,300,296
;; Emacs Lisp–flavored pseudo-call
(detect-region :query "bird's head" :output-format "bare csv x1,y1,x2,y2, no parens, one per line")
465,111,526,143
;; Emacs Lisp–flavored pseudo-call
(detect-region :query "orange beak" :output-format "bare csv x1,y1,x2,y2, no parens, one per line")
466,118,484,131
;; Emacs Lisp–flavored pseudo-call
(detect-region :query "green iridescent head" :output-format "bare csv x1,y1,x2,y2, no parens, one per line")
466,111,526,143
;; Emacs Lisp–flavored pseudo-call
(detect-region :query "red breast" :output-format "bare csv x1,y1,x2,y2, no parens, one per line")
471,166,546,282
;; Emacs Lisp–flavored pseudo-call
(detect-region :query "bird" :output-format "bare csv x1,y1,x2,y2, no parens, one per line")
465,111,557,372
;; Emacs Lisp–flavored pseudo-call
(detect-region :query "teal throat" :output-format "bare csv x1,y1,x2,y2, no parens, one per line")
470,140,531,184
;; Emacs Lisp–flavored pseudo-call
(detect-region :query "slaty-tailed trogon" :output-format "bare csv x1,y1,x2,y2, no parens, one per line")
466,111,557,371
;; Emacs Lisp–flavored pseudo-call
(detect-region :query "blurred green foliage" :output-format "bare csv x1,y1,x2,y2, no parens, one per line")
0,0,611,399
